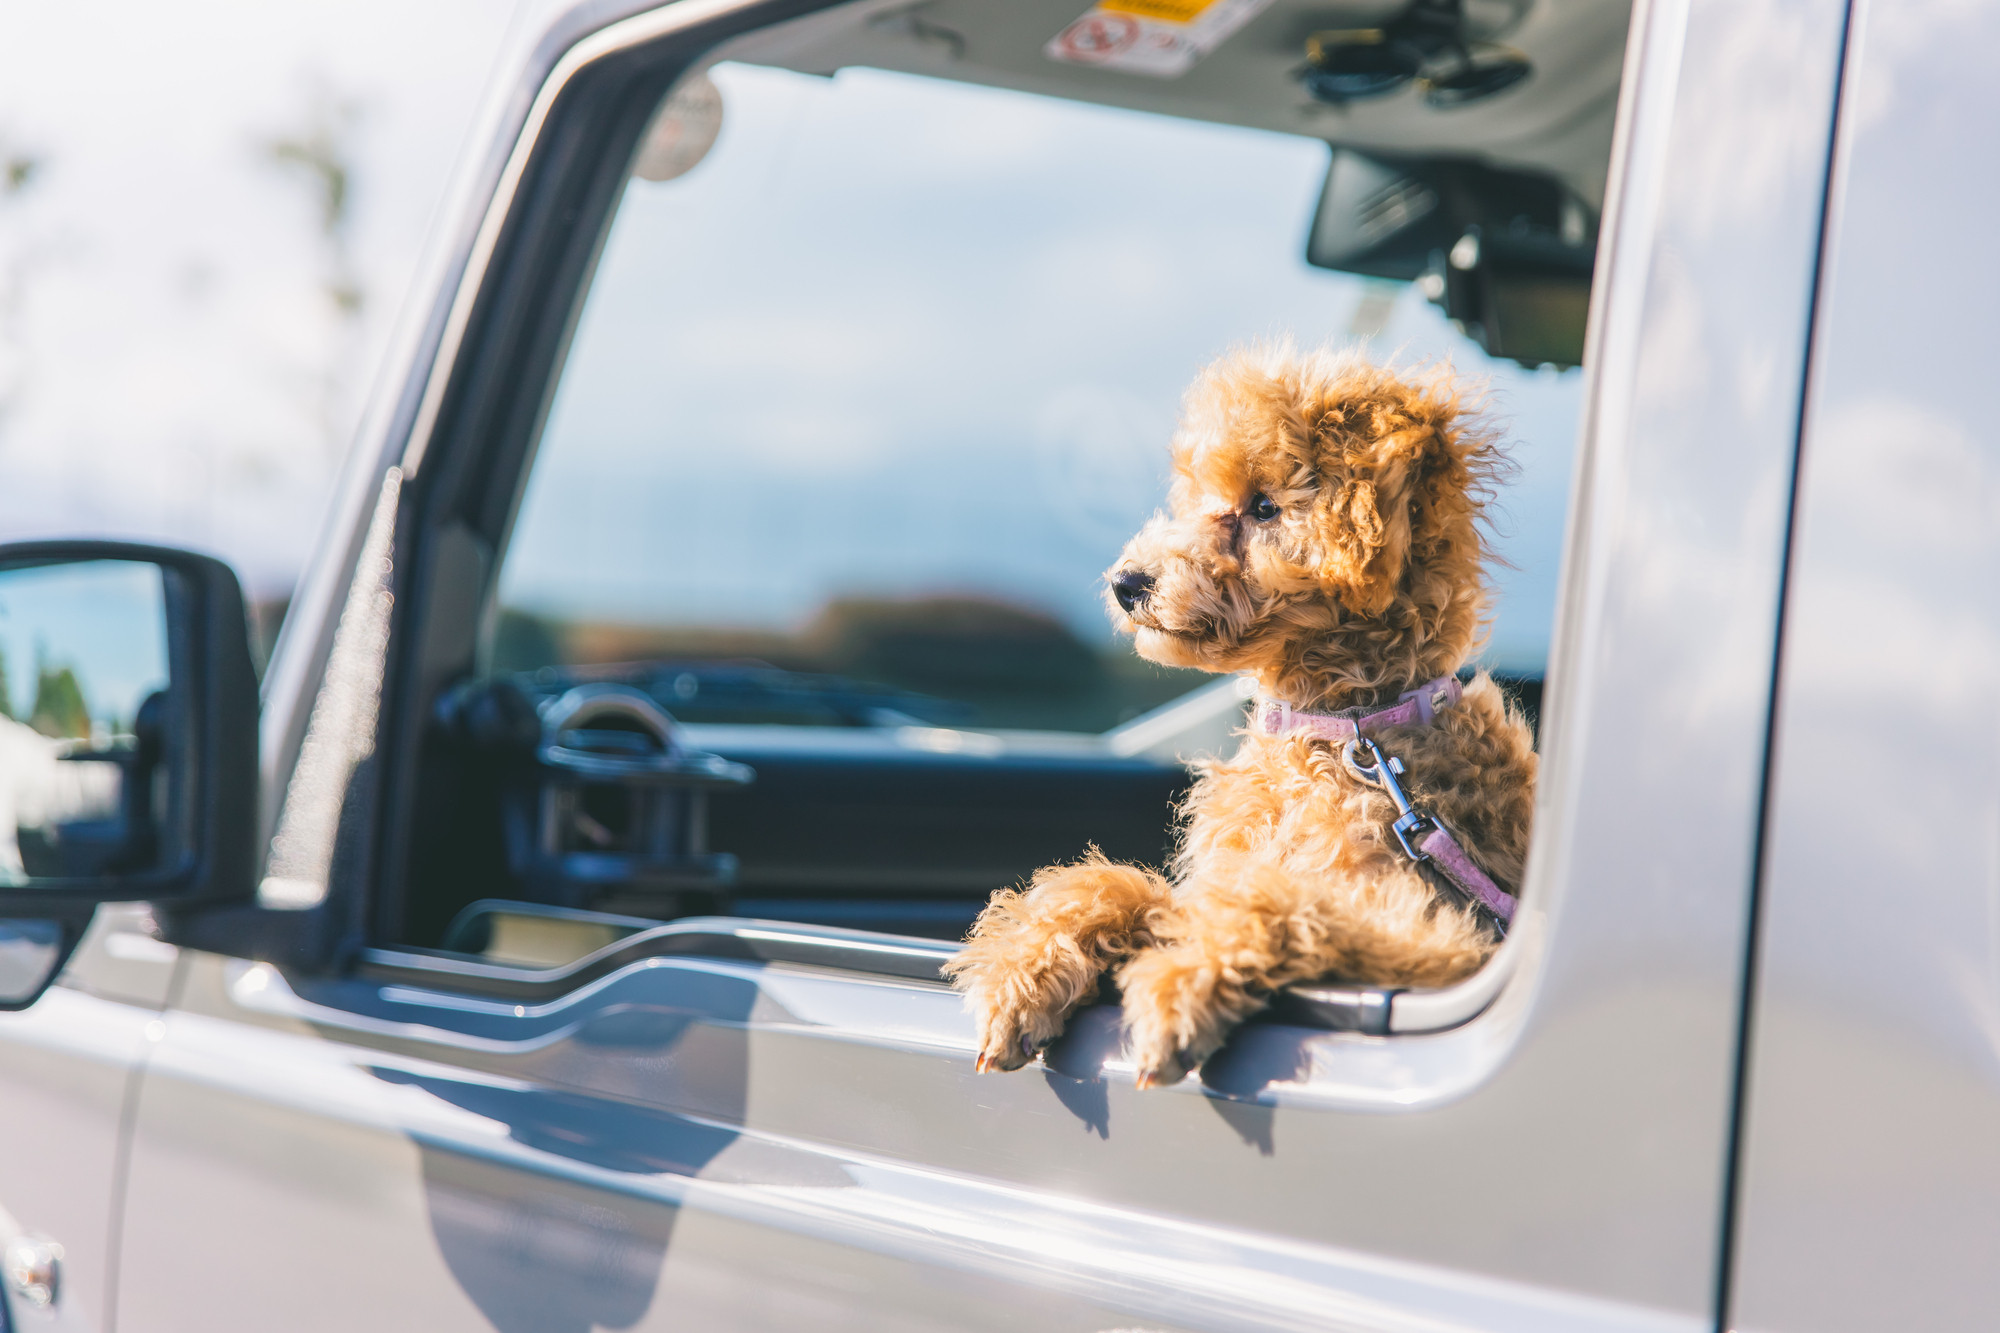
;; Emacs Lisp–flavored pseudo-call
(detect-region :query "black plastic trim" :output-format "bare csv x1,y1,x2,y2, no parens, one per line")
1270,982,1399,1035
0,917,82,1013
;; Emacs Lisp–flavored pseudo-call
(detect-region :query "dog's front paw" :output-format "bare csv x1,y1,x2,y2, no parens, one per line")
943,923,1097,1074
945,863,1173,1075
959,978,1072,1074
1117,945,1253,1088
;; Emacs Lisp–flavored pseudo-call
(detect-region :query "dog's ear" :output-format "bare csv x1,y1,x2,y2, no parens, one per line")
1307,427,1420,616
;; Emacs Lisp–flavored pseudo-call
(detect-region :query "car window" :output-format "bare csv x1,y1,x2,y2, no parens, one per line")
410,13,1620,954
488,60,1581,736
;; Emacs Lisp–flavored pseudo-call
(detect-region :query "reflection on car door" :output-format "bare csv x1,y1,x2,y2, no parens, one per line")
117,947,759,1332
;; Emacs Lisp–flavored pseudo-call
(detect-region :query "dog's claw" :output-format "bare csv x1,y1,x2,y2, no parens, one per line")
974,1053,993,1074
1133,1070,1157,1091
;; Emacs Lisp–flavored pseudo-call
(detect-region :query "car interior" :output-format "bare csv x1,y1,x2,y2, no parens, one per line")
384,0,1631,977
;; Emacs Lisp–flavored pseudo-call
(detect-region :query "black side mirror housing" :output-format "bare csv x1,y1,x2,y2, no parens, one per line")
0,542,259,1004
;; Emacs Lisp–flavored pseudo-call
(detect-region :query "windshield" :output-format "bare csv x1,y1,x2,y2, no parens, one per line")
490,59,1582,734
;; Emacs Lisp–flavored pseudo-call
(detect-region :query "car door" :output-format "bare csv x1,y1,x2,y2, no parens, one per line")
114,0,1852,1329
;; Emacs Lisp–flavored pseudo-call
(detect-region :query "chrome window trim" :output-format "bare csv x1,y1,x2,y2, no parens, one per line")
357,916,1423,1035
360,916,960,997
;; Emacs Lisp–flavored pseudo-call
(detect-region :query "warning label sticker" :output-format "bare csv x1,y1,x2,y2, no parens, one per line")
1044,0,1273,79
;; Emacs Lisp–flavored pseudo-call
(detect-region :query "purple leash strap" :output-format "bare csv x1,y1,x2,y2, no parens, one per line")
1340,733,1515,934
1415,826,1517,929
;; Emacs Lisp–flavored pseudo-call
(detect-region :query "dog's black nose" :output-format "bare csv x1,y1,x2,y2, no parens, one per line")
1112,569,1156,612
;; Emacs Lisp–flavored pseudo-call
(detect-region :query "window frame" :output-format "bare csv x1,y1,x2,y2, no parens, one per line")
361,0,1569,1013
351,0,1551,1030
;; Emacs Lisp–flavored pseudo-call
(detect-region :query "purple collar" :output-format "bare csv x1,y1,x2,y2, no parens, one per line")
1254,675,1463,743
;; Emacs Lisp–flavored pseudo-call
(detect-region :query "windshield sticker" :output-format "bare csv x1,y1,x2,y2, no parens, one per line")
1044,0,1273,79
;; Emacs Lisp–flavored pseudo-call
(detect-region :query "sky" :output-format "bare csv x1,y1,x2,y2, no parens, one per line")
0,0,533,601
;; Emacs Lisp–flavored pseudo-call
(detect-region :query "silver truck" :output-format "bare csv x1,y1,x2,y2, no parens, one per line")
0,0,1980,1328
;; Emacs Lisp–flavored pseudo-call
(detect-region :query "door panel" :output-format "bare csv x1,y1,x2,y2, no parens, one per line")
114,961,497,1332
123,941,1710,1332
0,906,179,1333
1726,0,2000,1328
0,988,143,1333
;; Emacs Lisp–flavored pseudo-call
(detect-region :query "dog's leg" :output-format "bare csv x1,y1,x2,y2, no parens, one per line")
944,851,1175,1073
1114,887,1275,1089
1117,860,1492,1086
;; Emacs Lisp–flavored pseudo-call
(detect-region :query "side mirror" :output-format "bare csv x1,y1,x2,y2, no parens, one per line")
0,543,259,1006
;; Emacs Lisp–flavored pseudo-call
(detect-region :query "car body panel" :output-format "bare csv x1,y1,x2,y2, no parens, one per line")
0,906,179,1333
1727,1,2000,1329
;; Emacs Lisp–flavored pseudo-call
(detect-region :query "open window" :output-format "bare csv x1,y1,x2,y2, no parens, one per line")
379,0,1629,1012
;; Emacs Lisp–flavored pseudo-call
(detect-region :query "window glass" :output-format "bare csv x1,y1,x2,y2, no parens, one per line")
491,61,1581,735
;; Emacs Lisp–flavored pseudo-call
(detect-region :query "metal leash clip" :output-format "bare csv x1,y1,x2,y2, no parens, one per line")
1342,734,1509,937
1341,735,1441,864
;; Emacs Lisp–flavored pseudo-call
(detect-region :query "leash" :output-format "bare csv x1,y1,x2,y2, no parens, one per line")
1341,734,1515,935
1255,676,1517,936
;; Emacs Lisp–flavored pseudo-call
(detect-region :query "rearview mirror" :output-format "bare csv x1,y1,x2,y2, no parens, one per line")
0,543,259,1002
1306,149,1596,368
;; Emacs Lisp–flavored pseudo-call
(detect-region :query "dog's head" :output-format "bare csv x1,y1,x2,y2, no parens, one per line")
1107,346,1504,706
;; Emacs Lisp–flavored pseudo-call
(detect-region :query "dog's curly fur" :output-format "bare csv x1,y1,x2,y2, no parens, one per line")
944,344,1538,1086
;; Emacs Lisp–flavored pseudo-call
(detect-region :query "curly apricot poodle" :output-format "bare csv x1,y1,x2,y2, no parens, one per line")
945,344,1537,1086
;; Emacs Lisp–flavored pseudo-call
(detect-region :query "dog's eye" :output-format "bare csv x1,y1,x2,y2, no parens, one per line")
1247,492,1280,522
